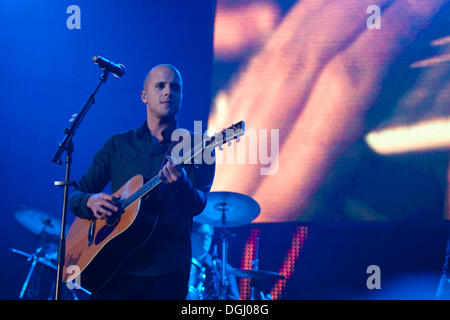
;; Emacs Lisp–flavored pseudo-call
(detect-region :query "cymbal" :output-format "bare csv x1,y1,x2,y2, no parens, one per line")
229,268,285,281
195,192,260,227
14,206,61,236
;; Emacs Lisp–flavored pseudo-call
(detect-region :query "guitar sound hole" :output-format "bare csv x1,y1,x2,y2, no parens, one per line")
95,218,120,245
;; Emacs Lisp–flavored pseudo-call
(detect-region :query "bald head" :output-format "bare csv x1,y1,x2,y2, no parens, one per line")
143,64,183,91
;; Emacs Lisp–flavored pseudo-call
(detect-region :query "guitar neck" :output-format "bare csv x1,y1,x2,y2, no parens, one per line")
122,175,163,209
121,151,196,209
121,120,244,209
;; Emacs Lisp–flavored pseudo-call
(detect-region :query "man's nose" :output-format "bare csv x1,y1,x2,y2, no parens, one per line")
163,85,172,96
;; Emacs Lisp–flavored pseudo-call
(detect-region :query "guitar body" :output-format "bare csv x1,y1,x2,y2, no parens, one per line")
62,174,158,294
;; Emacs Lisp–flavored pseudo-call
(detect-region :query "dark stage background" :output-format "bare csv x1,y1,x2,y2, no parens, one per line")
1,0,449,300
226,222,450,300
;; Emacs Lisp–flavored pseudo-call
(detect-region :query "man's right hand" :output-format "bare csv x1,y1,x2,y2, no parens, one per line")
87,193,119,219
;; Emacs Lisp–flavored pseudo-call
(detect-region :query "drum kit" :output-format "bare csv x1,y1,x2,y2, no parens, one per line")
190,191,285,300
10,191,284,300
9,205,89,300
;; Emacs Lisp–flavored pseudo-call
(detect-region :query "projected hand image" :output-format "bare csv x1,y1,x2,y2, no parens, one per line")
209,0,448,222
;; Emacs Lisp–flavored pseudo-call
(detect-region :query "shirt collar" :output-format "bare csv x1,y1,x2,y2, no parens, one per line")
137,119,178,142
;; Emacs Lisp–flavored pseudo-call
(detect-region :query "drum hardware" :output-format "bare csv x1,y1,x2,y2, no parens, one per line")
228,268,286,281
11,206,90,299
13,207,56,300
229,268,285,300
186,257,207,300
195,191,262,300
10,245,58,300
210,244,220,299
219,202,230,300
193,192,286,300
244,231,284,300
250,232,261,300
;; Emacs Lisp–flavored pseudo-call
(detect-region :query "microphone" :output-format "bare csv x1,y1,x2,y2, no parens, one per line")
92,55,125,78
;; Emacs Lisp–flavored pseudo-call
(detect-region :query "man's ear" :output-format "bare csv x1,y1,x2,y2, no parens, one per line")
141,90,148,104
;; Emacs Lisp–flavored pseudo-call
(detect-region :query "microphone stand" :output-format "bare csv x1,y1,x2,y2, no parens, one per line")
52,70,110,300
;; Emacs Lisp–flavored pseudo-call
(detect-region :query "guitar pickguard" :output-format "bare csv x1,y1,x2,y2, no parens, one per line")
94,218,121,245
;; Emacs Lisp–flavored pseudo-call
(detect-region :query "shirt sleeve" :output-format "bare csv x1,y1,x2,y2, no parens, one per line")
68,138,113,220
171,155,216,217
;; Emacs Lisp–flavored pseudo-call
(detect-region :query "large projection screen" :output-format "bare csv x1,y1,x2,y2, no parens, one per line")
208,0,450,223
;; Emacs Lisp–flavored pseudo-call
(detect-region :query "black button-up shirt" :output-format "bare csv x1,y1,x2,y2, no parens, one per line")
68,121,215,276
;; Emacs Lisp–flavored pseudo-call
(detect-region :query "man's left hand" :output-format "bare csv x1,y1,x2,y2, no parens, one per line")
159,155,187,184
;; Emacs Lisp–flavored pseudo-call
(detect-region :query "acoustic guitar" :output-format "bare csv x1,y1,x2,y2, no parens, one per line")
62,121,244,294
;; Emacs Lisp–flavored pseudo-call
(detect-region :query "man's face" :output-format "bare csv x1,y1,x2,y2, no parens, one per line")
141,65,183,119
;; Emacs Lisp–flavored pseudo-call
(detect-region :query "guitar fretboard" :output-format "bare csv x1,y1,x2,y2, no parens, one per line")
120,121,244,209
122,175,162,209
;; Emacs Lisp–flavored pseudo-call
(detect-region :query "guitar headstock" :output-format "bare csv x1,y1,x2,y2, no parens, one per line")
171,121,245,166
204,121,245,150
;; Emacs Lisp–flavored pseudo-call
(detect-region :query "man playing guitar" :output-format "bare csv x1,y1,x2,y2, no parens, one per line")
68,64,215,299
